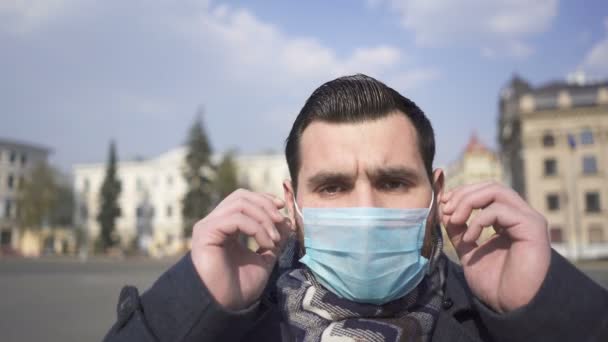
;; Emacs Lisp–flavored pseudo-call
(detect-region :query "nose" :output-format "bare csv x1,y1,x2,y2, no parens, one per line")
352,180,380,207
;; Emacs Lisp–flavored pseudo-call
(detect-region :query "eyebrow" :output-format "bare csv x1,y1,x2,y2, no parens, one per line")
305,166,422,190
306,171,355,190
367,166,421,183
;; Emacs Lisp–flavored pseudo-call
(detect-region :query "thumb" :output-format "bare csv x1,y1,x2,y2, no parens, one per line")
256,226,292,271
441,203,478,262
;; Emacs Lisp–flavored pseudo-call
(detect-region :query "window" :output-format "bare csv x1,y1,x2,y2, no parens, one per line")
7,174,14,189
9,151,16,164
546,194,560,211
136,206,144,218
534,95,558,110
589,225,605,244
544,159,557,176
550,227,564,243
80,205,88,219
585,192,601,213
166,205,173,218
542,133,555,147
582,156,598,174
580,129,594,145
136,178,143,192
167,175,173,186
4,199,12,218
0,230,11,245
83,178,90,193
20,153,27,166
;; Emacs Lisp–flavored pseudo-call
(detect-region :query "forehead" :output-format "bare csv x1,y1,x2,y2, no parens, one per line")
298,113,425,176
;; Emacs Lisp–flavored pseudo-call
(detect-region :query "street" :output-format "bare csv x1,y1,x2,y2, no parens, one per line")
0,256,607,342
0,256,177,342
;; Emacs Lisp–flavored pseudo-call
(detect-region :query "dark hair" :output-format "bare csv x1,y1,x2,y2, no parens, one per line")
285,74,435,190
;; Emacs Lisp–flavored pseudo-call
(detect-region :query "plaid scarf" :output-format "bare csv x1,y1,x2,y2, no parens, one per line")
276,225,447,342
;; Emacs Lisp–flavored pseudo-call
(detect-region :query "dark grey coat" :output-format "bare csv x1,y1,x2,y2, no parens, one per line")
103,249,608,341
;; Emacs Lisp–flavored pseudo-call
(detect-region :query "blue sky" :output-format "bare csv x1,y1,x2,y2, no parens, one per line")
1,0,607,172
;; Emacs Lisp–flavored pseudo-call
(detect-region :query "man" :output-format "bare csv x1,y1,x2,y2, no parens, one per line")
104,74,608,341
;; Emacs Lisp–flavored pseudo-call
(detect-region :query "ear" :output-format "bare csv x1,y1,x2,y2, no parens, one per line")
422,168,445,258
284,179,305,256
430,168,445,226
432,168,445,202
283,179,296,227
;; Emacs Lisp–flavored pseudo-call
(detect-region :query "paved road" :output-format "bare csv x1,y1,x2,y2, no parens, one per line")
0,256,177,342
0,256,606,342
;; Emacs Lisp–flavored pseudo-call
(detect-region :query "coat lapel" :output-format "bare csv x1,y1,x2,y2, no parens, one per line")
431,258,484,342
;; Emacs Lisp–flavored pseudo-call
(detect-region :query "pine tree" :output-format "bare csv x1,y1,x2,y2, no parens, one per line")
96,141,122,251
182,111,214,238
213,150,240,200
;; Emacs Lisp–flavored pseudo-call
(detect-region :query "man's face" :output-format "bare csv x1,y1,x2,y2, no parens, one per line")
284,112,444,255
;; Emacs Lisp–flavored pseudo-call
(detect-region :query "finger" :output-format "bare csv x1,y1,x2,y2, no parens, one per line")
467,202,543,243
260,192,286,209
256,246,281,266
217,189,284,222
447,183,529,225
440,189,454,203
256,218,294,266
209,213,276,250
240,191,285,221
212,197,281,242
443,219,478,262
275,217,295,248
463,203,509,243
442,181,495,213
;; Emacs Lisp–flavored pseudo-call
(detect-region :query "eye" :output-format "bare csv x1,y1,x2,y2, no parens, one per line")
318,184,345,195
378,180,408,191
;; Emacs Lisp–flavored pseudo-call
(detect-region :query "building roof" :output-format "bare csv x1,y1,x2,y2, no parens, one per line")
464,133,492,154
0,137,51,154
501,74,608,111
531,79,608,96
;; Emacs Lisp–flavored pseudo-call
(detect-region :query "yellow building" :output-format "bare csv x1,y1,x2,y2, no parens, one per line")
445,133,503,190
442,134,504,259
499,75,608,260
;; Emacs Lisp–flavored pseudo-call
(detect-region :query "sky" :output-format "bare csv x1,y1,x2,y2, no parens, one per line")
1,0,607,173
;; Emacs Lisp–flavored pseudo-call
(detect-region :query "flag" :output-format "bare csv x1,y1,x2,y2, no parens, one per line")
567,134,576,149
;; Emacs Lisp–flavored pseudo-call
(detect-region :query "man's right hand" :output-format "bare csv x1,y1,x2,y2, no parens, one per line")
190,189,293,311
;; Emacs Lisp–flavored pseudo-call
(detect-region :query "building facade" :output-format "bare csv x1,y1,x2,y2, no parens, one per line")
445,133,503,190
443,134,504,259
73,147,289,257
498,75,608,260
0,138,51,253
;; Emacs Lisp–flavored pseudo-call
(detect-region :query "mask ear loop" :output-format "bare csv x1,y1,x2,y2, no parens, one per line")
291,194,306,258
426,190,443,275
293,194,304,219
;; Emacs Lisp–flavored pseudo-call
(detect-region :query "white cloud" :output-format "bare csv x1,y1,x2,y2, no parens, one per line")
174,2,424,87
578,17,608,77
1,0,437,90
0,0,442,166
374,0,558,58
170,1,440,129
387,68,441,92
0,0,81,34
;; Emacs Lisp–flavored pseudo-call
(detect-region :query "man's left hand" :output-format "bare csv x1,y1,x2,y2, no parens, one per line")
439,181,551,313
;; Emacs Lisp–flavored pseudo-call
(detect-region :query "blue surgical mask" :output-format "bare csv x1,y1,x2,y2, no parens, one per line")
294,193,434,305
